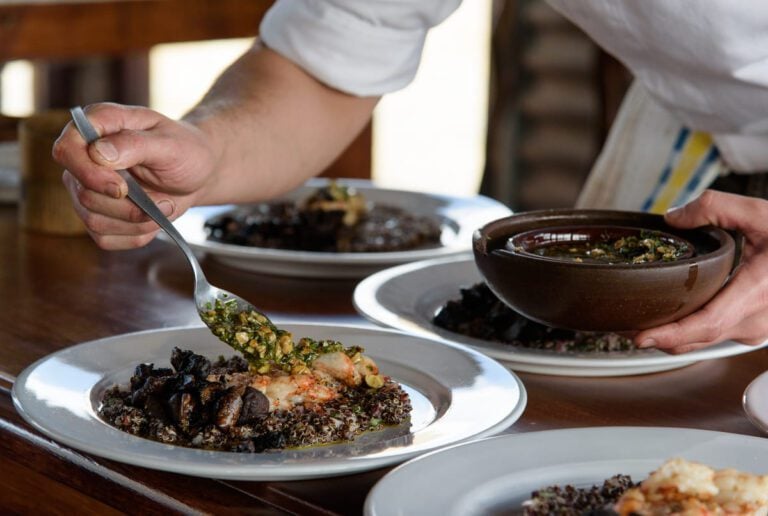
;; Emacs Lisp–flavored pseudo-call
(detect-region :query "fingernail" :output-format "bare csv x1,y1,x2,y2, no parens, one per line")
666,205,683,217
94,140,119,162
157,199,175,217
638,338,658,349
105,182,125,199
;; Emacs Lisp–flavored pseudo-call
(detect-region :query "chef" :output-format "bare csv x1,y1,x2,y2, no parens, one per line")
53,0,768,354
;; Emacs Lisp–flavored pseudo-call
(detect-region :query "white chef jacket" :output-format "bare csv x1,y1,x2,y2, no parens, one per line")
260,0,768,173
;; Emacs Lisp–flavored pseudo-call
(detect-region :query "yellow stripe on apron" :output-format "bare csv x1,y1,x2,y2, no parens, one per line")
577,82,728,213
642,130,720,214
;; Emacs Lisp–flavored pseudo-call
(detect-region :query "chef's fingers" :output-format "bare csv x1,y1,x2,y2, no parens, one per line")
52,103,168,201
53,122,127,200
88,230,162,251
64,186,160,250
634,260,768,353
63,170,174,239
648,307,768,355
665,189,768,235
80,103,166,139
69,174,177,225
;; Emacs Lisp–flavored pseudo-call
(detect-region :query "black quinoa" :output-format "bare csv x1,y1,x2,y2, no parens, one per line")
99,348,412,453
204,202,442,253
433,283,635,352
522,474,635,515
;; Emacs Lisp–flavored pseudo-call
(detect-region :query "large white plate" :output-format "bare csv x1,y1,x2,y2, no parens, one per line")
166,179,512,278
12,323,526,481
365,426,768,516
353,255,767,376
743,369,768,434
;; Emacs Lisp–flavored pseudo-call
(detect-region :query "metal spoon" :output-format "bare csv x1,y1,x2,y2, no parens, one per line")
69,106,272,346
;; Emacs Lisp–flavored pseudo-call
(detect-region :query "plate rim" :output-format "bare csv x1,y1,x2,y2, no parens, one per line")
743,369,768,434
364,425,768,516
352,254,768,375
12,322,527,481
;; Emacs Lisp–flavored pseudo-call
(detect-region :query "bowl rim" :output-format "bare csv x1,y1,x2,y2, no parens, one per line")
473,208,735,270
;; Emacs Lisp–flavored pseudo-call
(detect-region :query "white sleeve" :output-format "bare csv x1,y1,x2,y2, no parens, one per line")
712,134,768,173
259,0,462,97
548,0,768,172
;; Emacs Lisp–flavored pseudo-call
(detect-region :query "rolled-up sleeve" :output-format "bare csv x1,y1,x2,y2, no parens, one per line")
259,0,461,97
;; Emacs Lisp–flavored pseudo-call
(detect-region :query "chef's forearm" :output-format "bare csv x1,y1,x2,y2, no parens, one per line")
183,40,379,205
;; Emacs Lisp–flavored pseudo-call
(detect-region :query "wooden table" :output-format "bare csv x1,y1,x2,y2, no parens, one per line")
1,202,766,514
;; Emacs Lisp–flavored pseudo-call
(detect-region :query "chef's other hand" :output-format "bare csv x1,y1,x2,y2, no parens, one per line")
53,103,217,250
635,189,768,354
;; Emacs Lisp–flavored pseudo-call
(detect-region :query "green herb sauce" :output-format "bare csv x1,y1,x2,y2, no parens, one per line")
532,231,689,264
199,299,363,374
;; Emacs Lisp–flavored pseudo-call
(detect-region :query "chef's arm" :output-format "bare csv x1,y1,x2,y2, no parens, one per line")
184,40,379,205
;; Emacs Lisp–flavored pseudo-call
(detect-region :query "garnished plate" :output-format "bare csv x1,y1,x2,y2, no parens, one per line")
353,255,768,376
12,323,526,480
165,179,511,278
365,427,768,516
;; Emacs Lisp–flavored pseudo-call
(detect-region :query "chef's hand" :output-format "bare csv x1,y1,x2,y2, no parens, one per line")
635,189,768,354
53,103,218,250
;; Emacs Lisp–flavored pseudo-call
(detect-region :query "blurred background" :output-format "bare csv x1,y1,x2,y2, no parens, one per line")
0,0,631,210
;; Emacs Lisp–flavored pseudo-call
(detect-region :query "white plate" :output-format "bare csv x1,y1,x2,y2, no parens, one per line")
365,426,768,516
165,179,511,278
353,255,767,376
12,323,526,481
744,370,768,434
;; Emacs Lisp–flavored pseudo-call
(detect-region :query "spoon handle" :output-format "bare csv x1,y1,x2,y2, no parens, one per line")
69,106,204,279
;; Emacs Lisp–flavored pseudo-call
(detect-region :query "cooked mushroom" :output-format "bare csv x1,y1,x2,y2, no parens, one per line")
171,347,211,378
215,388,243,430
198,381,224,406
168,392,197,432
237,387,269,424
130,375,172,406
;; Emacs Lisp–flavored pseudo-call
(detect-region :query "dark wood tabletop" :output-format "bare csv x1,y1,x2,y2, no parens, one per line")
1,202,767,514
0,0,273,61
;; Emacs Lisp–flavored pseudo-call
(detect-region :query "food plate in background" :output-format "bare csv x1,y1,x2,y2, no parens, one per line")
743,369,768,435
364,426,768,516
353,255,768,376
165,179,512,278
12,323,526,481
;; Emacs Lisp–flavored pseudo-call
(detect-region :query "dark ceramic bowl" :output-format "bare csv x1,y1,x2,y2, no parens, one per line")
473,209,736,332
